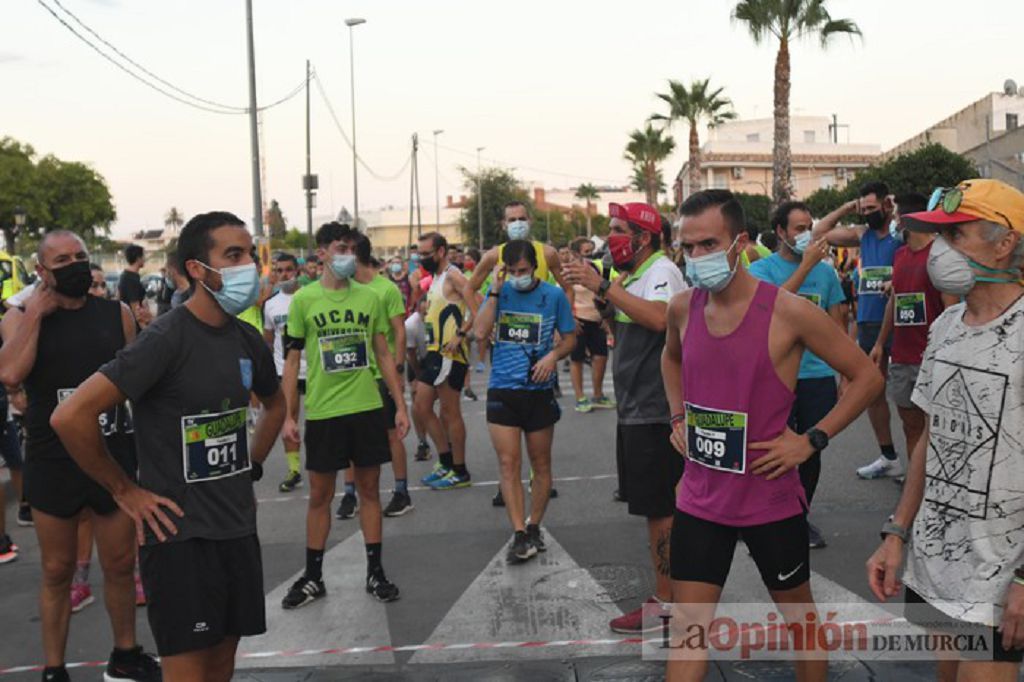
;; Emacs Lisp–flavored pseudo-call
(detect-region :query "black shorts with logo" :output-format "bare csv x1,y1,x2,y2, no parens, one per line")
416,351,468,392
25,436,137,519
305,409,391,472
570,319,608,362
616,423,684,519
486,388,561,433
670,509,810,591
904,587,1022,663
378,379,397,428
140,534,265,657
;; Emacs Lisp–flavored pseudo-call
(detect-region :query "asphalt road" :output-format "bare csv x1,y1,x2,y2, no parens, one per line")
0,365,957,680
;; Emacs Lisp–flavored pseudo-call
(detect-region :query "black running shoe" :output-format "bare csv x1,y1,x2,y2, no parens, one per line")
612,489,625,503
383,491,414,517
492,489,505,507
808,523,828,550
464,387,479,401
336,493,358,520
278,471,303,493
366,571,400,602
414,441,432,461
507,530,537,564
282,575,326,610
17,504,33,527
526,524,546,553
42,667,70,682
104,645,161,681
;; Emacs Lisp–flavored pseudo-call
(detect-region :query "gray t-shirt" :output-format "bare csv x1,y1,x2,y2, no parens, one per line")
100,305,278,544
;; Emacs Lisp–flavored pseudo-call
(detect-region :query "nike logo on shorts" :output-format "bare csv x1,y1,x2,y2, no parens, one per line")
777,563,804,582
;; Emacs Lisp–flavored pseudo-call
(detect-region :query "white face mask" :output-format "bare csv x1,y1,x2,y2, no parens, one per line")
927,235,1019,295
507,220,530,240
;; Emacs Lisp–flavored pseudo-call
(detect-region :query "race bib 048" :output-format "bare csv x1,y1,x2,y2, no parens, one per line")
685,403,748,475
181,408,250,483
894,292,927,326
497,311,541,345
319,333,369,373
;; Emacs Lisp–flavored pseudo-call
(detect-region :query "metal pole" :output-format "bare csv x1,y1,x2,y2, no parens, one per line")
305,59,313,249
245,0,264,236
433,129,443,229
345,19,366,227
414,134,422,237
476,147,485,249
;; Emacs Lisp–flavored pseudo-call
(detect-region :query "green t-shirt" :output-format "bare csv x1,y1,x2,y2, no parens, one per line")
287,280,387,420
297,274,318,287
363,274,406,379
237,305,263,331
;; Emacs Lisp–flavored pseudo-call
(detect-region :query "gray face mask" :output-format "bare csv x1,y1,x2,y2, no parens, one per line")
926,235,1019,296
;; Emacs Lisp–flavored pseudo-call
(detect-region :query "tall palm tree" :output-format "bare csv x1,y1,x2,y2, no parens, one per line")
624,124,675,206
574,183,600,237
650,78,736,197
732,0,861,204
164,206,184,233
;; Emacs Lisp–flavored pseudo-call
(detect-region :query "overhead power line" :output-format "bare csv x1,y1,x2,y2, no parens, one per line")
429,139,626,187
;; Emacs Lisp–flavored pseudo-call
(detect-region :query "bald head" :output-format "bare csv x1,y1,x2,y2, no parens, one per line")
37,230,88,268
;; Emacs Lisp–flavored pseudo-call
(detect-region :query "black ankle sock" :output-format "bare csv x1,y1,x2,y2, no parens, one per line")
880,444,897,461
42,666,67,682
306,547,325,581
452,463,469,478
439,451,454,469
366,542,382,575
526,523,539,534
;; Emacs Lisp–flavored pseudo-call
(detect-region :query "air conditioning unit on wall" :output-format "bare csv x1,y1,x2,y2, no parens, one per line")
837,167,848,180
732,167,745,180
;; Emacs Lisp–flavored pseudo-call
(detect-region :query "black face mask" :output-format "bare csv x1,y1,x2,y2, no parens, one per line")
862,210,886,232
420,255,439,274
50,260,92,298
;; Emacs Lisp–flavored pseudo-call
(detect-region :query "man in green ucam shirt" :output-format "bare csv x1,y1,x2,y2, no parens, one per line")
332,232,413,520
280,222,409,608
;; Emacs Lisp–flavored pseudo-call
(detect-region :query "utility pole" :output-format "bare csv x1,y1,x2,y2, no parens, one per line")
476,146,485,249
345,18,366,227
245,0,264,236
433,129,444,229
414,134,423,238
303,59,318,251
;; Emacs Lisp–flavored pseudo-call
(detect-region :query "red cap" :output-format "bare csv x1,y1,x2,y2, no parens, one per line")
609,202,661,234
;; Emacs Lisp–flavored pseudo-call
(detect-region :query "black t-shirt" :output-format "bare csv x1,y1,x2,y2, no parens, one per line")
118,270,146,305
100,305,278,544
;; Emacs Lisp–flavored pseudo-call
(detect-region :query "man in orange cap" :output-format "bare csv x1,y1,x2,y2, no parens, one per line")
867,179,1024,680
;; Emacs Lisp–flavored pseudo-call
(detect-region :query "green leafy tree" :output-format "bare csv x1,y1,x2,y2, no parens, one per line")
267,200,287,239
625,124,675,205
732,0,861,204
803,144,979,217
35,155,116,242
651,78,736,196
0,138,47,253
574,183,600,237
164,207,184,232
458,167,531,248
283,228,308,250
733,192,773,234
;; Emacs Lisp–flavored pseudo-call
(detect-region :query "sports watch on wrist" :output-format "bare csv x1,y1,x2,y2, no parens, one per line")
880,519,909,543
597,279,611,297
806,427,829,452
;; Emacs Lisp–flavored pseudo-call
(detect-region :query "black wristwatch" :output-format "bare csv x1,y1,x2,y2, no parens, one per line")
251,461,264,482
806,427,829,452
597,279,612,297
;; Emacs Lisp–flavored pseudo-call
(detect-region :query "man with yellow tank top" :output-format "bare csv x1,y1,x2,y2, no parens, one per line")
414,232,477,490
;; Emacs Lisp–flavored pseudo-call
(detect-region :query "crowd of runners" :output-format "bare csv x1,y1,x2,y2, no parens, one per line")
1,177,1023,682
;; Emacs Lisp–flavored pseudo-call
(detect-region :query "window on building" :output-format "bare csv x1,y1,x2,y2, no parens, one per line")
1008,113,1019,131
804,130,816,143
819,173,835,190
746,133,760,143
713,172,728,189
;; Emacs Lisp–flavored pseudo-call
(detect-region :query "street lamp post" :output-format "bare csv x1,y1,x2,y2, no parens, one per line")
10,206,26,252
476,147,485,249
345,17,366,228
432,129,444,229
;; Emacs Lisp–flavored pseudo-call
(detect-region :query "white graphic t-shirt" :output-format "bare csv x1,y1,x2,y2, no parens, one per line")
906,294,1024,627
263,291,307,380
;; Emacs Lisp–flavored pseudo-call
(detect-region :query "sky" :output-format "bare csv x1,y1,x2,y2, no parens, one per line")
5,0,1024,238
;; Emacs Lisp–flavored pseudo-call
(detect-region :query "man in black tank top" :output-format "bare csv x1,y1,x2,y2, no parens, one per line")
0,231,160,682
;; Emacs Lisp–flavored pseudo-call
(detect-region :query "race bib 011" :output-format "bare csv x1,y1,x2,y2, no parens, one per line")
894,292,927,326
319,333,369,373
497,311,541,345
181,408,250,483
685,403,748,475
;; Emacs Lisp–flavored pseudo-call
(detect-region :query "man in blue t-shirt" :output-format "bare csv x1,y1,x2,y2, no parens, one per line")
750,200,846,549
473,240,576,565
812,181,902,480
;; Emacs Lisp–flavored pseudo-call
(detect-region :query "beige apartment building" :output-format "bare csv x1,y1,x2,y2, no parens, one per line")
674,116,880,203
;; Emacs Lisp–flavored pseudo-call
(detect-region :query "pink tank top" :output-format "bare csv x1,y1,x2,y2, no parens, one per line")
676,280,806,526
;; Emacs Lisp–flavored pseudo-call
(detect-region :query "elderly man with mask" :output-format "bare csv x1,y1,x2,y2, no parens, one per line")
868,179,1024,681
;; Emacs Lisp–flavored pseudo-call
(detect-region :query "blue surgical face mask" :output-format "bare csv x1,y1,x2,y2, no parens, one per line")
685,238,739,293
389,262,403,275
789,231,812,255
197,262,259,315
330,254,356,279
509,273,534,291
507,219,530,240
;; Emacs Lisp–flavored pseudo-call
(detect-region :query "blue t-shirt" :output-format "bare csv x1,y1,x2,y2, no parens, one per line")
485,280,575,391
857,229,900,323
749,253,846,379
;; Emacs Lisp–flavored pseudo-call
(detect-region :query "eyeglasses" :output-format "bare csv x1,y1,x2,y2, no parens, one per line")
90,281,106,289
929,185,1014,231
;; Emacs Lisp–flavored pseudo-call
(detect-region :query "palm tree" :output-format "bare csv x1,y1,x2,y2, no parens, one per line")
574,183,600,237
164,206,184,233
732,0,861,204
650,78,736,198
624,124,675,206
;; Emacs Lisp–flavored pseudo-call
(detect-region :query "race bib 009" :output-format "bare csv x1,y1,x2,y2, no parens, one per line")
181,408,250,483
894,292,927,326
497,311,541,345
685,403,748,475
319,333,369,373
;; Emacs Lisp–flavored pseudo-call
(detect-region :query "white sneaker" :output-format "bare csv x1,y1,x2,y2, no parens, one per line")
857,455,904,480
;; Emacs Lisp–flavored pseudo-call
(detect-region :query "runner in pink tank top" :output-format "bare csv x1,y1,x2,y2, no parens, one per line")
661,189,884,682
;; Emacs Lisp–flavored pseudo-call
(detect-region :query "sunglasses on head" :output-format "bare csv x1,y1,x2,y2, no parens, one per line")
929,186,1014,230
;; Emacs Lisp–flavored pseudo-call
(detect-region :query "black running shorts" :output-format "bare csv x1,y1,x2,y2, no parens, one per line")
570,319,608,362
486,388,561,433
670,509,810,591
616,423,684,519
305,409,391,472
25,437,136,519
904,587,1021,663
140,534,265,657
416,351,467,392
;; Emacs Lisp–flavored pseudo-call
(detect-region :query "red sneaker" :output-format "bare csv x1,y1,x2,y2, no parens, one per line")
609,596,667,634
70,582,94,613
134,573,147,606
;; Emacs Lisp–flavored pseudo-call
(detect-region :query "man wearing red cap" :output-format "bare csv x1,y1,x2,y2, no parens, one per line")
868,179,1024,679
564,202,686,634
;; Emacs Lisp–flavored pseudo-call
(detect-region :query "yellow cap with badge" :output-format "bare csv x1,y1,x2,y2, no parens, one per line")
906,179,1024,232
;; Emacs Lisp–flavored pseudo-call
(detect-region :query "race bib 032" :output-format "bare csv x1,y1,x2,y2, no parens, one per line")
318,333,369,373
